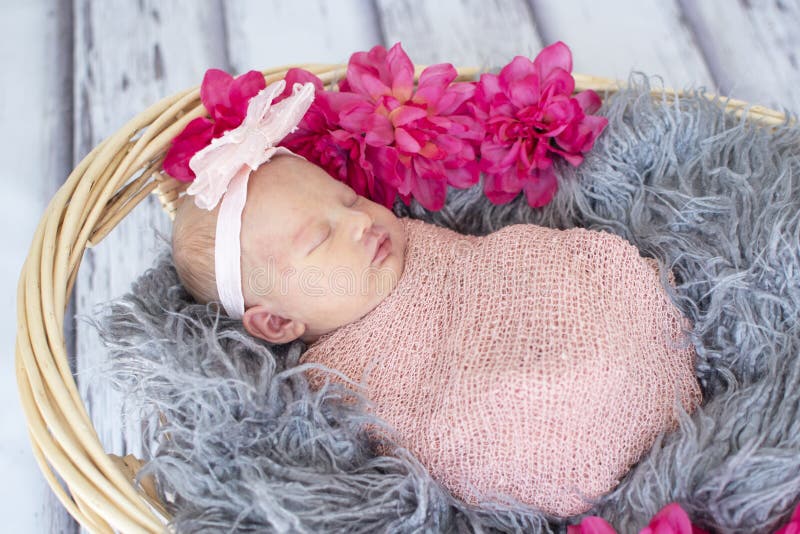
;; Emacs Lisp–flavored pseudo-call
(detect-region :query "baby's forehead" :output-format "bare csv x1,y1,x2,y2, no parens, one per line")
241,198,297,261
247,179,306,226
249,166,309,206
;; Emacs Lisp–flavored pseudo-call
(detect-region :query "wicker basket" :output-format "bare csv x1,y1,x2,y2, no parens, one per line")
14,63,791,533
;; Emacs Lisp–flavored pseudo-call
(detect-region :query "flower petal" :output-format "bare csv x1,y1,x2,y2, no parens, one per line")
475,72,503,110
574,89,603,114
409,169,447,211
367,145,404,190
354,66,393,100
413,63,458,110
500,56,537,85
445,161,480,188
480,140,522,174
325,90,370,117
639,503,697,534
522,167,558,208
200,68,234,119
566,516,617,534
433,134,465,156
345,45,393,99
507,74,541,108
482,170,521,204
533,41,572,79
447,114,485,141
364,113,395,146
389,105,428,127
437,81,477,115
540,66,576,98
539,97,576,137
395,127,422,153
339,101,378,132
554,113,608,157
163,117,215,181
283,68,325,94
371,175,399,210
387,42,415,102
228,70,267,118
419,141,446,160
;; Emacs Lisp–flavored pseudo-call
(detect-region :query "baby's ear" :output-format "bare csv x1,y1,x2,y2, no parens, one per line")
242,305,305,344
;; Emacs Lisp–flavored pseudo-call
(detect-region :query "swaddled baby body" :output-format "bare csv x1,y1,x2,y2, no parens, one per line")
300,217,702,517
172,155,703,517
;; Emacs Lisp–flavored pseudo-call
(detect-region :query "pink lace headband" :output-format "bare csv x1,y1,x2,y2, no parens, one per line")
184,79,315,318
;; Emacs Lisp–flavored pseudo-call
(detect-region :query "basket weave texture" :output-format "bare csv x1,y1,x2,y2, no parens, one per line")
14,63,790,533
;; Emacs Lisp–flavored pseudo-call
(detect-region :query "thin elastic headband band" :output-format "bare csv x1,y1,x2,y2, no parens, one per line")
186,79,315,318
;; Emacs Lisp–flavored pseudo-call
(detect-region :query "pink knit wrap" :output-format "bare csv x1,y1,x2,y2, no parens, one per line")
299,217,703,517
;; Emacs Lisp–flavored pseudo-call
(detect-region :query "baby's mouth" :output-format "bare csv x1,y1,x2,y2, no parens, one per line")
370,230,391,266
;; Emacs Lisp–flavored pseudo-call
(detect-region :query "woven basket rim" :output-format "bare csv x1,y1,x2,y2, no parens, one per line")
14,63,794,533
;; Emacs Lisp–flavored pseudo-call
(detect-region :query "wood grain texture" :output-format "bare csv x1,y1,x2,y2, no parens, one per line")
679,0,800,113
1,1,77,532
72,2,227,532
225,0,382,71
528,0,714,90
375,0,543,66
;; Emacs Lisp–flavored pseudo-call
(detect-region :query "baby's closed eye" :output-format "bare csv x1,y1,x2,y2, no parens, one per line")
308,225,331,253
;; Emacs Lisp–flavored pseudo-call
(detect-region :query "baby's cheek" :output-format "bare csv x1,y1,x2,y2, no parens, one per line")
326,267,359,299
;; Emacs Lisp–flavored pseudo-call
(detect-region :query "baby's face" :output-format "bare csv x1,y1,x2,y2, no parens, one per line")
240,156,407,345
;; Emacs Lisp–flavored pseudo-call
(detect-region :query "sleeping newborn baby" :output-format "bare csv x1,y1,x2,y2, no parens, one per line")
172,154,703,518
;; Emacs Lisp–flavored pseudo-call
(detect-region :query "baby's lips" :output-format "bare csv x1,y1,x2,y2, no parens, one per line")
367,227,390,265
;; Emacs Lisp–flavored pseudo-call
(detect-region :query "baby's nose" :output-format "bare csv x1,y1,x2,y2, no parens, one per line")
348,208,374,241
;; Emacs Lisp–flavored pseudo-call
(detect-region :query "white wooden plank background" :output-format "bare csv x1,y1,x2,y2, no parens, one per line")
680,0,800,113
529,0,714,89
376,0,543,66
3,1,798,532
2,2,78,533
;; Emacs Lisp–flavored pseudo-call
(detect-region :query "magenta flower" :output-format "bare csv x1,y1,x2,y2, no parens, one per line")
164,42,609,213
470,41,608,207
276,69,401,209
639,503,708,534
335,43,484,211
775,502,800,534
163,68,266,182
568,503,708,534
567,516,617,534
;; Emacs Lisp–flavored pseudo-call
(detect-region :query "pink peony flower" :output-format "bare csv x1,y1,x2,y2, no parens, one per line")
163,69,266,181
567,516,617,534
639,503,708,534
335,43,484,211
470,41,608,208
775,502,800,534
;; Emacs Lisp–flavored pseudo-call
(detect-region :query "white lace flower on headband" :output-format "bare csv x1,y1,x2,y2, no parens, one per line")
180,76,315,318
187,79,315,210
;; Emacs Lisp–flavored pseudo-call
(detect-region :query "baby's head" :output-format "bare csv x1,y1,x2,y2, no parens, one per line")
172,155,407,345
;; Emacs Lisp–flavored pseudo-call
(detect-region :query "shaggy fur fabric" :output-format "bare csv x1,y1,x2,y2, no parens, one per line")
89,74,800,533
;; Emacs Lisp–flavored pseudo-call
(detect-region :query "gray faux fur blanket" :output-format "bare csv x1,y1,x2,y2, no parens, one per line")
89,74,800,533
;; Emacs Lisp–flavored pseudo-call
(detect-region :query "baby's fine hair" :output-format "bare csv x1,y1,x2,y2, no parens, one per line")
172,195,219,305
